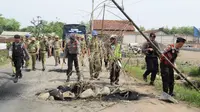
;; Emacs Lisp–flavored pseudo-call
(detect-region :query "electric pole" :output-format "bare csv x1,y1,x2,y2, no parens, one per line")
91,0,94,33
101,4,106,37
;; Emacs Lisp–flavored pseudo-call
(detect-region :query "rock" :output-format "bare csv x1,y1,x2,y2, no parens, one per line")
48,96,55,101
80,89,95,98
49,89,64,100
63,91,75,98
38,92,50,100
94,87,101,96
100,87,110,95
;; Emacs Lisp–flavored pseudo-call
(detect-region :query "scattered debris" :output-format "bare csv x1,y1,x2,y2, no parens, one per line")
100,87,111,95
36,81,150,101
80,89,95,98
159,92,178,104
38,92,50,100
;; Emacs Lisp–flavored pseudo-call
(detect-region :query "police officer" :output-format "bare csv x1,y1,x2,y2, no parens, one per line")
88,30,102,80
24,34,31,68
160,37,186,96
9,35,29,83
48,36,53,57
142,32,160,85
36,37,40,61
80,35,87,66
109,36,122,85
27,37,39,71
63,33,81,82
53,36,61,66
98,36,104,70
39,36,50,71
103,37,111,69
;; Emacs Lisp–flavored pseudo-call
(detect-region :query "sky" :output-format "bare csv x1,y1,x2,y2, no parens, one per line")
0,0,200,29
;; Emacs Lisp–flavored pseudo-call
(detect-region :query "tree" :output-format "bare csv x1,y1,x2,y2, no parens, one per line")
139,26,145,31
80,21,90,32
0,14,20,33
20,26,35,32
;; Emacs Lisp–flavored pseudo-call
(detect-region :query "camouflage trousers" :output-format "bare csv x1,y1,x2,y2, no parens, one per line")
89,53,101,78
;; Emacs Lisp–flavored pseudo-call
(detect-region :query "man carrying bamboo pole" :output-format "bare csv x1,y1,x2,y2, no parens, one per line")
160,37,186,96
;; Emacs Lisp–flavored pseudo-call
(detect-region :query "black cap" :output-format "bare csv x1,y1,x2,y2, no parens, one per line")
176,37,186,43
150,32,156,38
14,34,20,39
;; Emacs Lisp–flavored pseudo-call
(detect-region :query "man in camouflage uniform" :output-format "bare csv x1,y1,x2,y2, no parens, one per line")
27,37,39,71
39,36,50,71
88,30,102,80
103,37,111,69
53,36,61,66
79,35,87,66
98,36,104,70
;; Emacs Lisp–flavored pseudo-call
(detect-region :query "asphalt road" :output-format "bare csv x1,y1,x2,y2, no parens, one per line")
0,57,199,112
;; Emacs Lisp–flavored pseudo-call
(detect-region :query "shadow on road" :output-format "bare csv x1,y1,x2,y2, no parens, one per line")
48,69,67,73
0,72,13,77
0,81,27,100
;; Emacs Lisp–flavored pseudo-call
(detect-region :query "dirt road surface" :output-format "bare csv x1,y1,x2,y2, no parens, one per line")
0,57,199,112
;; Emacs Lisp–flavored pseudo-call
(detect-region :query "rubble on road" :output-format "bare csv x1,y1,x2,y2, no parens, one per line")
36,81,149,101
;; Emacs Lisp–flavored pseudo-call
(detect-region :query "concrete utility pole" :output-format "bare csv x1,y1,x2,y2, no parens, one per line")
101,4,106,37
91,0,94,33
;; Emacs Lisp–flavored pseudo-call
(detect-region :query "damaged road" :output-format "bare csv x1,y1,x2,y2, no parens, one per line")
0,57,199,112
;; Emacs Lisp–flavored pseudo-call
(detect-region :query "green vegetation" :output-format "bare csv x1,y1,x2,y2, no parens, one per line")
163,26,193,35
124,65,200,107
0,14,20,33
189,67,200,77
0,50,9,66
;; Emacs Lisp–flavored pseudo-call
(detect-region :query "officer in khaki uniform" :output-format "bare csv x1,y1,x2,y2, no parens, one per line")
36,37,40,61
88,30,101,80
53,35,61,66
27,37,39,71
24,34,31,68
39,36,50,71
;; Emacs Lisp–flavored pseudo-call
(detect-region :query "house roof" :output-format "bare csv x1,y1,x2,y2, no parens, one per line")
1,31,31,38
93,20,135,31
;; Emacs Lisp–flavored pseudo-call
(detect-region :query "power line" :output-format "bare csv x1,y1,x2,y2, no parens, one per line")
106,10,125,20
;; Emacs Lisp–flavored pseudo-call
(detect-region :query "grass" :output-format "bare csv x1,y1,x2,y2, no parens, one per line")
124,65,200,107
189,67,200,77
0,50,9,66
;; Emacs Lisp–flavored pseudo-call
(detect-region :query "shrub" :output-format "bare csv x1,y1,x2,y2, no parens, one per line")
189,67,200,77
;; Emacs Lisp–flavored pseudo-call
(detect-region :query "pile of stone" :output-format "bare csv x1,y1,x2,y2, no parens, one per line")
36,81,143,101
36,81,111,101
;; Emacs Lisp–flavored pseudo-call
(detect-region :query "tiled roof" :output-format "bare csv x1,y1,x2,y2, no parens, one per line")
93,20,135,31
